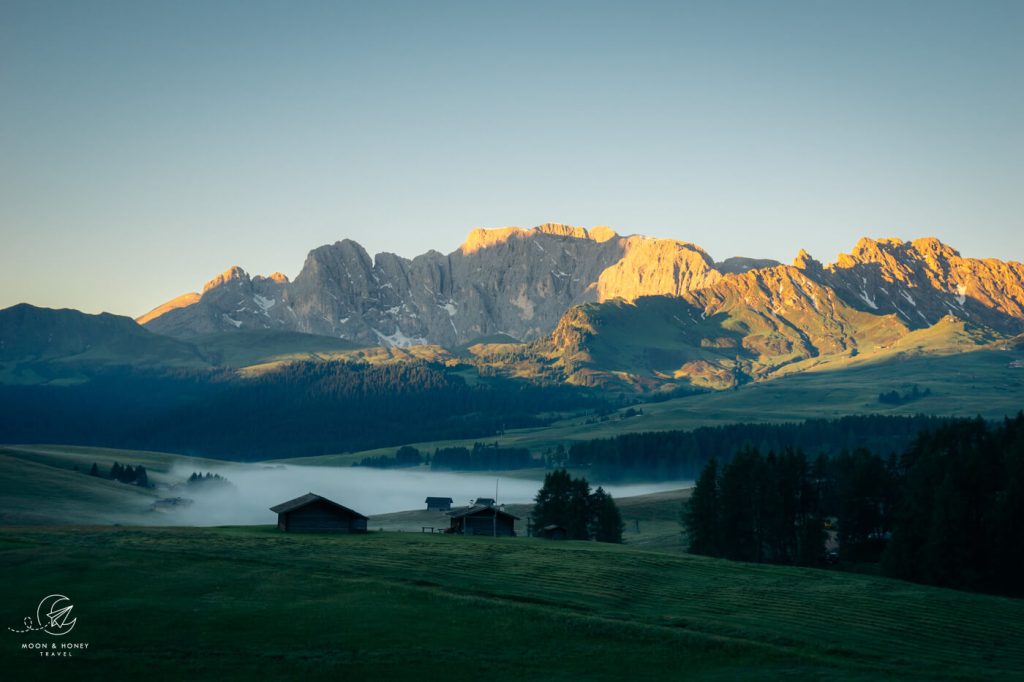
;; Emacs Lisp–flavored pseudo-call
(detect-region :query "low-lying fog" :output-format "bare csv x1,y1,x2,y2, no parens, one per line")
151,464,691,526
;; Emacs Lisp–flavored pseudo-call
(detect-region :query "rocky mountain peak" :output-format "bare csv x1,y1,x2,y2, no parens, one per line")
910,237,960,258
460,223,619,255
596,237,720,301
533,222,591,239
589,225,618,243
716,257,783,275
816,236,1024,332
255,272,290,284
202,266,250,293
792,249,821,272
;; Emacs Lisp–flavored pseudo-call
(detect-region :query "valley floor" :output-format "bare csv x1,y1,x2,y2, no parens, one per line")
1,526,1022,681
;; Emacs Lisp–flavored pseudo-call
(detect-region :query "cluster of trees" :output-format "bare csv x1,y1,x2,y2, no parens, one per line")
583,406,644,425
0,362,610,460
355,446,424,469
355,442,539,471
532,469,623,543
89,461,150,487
186,472,232,488
883,416,1024,596
540,444,570,469
683,414,1024,597
684,448,896,566
430,443,535,471
568,415,950,480
878,384,931,405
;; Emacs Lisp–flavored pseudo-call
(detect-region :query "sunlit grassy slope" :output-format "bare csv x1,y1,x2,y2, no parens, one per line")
1,526,1022,681
193,329,364,368
290,341,1024,467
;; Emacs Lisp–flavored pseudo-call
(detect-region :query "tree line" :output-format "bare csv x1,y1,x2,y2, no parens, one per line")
683,414,1024,597
0,362,611,460
878,384,931,405
186,472,233,488
430,443,534,471
353,443,537,471
568,415,951,480
87,461,150,487
354,446,425,468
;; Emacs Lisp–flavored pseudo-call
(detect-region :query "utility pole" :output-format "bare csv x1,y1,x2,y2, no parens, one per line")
493,477,500,537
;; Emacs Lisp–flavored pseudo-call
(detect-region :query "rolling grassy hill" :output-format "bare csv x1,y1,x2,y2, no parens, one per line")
2,526,1022,680
290,339,1024,468
0,445,238,525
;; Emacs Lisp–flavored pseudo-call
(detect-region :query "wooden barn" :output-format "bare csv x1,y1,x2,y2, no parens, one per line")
270,493,368,533
448,504,518,536
425,496,453,511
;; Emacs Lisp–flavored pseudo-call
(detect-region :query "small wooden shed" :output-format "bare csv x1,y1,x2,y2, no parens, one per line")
541,524,568,540
425,496,453,511
448,505,518,536
270,493,368,533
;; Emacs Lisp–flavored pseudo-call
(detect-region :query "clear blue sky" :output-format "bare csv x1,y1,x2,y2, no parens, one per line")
1,0,1021,317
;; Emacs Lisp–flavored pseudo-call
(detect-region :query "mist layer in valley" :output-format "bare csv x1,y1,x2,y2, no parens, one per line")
152,464,690,526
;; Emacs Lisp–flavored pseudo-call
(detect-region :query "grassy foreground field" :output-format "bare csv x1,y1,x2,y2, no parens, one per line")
1,527,1022,681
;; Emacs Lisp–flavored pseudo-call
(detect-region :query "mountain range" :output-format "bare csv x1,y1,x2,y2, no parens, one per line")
4,224,1024,393
140,224,1024,346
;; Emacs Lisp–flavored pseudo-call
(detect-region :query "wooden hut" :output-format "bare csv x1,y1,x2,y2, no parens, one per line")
425,496,453,511
541,524,568,540
270,493,368,533
448,505,518,536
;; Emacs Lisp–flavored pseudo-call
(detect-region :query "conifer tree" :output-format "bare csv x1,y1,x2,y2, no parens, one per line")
590,487,624,543
683,458,720,556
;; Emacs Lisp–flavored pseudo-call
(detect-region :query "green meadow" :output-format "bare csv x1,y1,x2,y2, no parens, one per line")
2,526,1023,681
2,442,1023,680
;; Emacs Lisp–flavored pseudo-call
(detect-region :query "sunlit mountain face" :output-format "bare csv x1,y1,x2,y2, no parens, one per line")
115,225,1024,391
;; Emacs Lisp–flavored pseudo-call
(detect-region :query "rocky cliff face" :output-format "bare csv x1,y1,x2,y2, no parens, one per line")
795,237,1024,333
141,224,729,346
140,226,1024,350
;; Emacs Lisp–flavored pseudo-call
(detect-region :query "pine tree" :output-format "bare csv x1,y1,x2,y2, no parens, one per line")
590,487,624,543
566,476,592,540
532,469,573,536
88,462,99,477
683,457,720,556
718,448,762,562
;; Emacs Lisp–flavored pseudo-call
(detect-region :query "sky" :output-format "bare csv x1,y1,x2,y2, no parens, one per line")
1,0,1021,317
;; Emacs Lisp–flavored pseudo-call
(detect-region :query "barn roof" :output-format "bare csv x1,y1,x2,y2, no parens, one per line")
269,492,368,519
448,504,520,520
425,496,453,503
